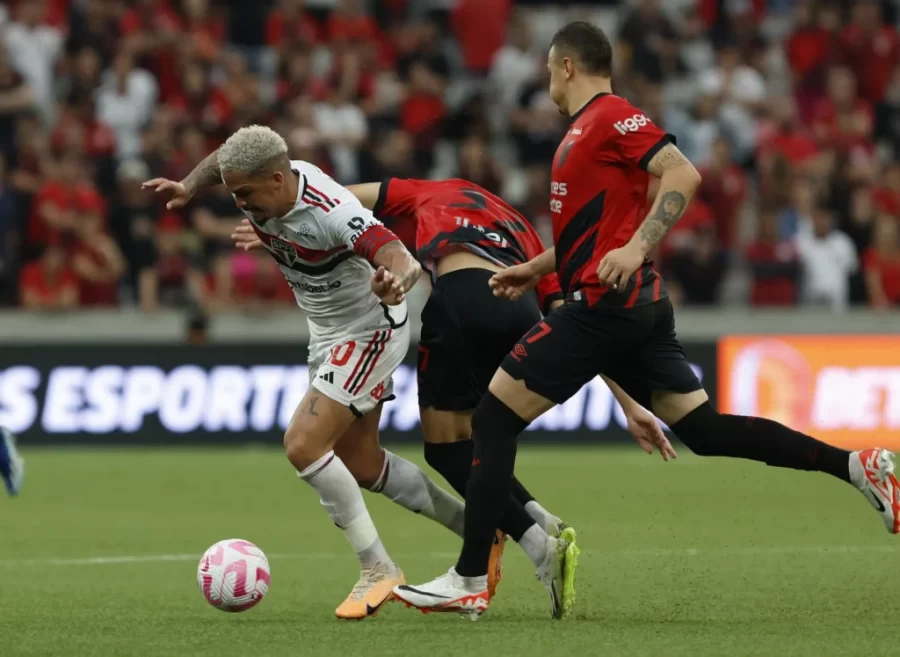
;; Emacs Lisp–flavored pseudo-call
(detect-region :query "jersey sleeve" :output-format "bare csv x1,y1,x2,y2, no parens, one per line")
535,272,564,315
372,178,425,219
320,206,401,263
605,101,677,172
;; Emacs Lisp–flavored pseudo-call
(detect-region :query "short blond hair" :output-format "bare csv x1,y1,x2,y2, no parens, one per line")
217,125,289,175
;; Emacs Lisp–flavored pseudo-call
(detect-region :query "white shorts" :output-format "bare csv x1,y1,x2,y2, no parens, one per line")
308,322,410,416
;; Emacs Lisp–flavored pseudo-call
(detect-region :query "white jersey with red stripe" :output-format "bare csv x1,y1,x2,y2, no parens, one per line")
246,160,408,340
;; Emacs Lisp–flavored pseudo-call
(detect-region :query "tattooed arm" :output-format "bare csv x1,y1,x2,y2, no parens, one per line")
629,143,701,256
369,239,422,305
142,149,222,209
182,149,222,196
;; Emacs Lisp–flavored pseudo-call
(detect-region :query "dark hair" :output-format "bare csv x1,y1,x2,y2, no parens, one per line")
550,21,613,76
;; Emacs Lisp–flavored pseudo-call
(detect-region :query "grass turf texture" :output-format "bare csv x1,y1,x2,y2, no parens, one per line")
2,446,897,657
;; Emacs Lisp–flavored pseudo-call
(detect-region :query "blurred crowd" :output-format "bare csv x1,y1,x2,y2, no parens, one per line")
1,0,900,314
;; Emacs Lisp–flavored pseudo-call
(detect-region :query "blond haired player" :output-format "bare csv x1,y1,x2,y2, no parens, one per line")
144,125,497,620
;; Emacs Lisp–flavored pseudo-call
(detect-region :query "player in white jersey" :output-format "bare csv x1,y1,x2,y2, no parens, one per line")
144,125,487,620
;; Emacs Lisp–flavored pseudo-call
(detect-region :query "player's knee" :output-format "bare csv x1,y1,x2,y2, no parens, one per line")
283,428,327,471
471,392,529,443
668,401,720,456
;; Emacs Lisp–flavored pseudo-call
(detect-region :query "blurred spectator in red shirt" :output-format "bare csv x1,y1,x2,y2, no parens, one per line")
28,151,104,248
812,67,874,155
276,48,328,105
327,0,380,47
786,1,841,99
872,162,900,216
190,185,244,309
139,213,192,312
71,207,126,307
864,215,900,308
230,249,295,312
452,0,511,75
119,0,182,101
697,137,747,252
746,210,800,306
182,0,226,65
839,0,899,105
757,96,819,171
267,0,320,53
401,60,445,172
19,243,78,310
169,62,232,140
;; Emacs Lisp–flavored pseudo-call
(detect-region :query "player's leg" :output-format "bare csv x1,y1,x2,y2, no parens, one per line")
0,426,24,496
396,302,598,618
609,298,900,533
334,403,465,538
417,273,567,579
290,326,406,620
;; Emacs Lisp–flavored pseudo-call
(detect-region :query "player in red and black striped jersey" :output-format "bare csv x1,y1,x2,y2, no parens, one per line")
396,21,898,621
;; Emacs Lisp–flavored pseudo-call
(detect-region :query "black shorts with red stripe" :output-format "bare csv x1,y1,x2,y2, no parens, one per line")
500,296,701,409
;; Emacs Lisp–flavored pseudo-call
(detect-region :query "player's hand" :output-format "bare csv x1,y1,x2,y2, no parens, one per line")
489,263,540,301
371,266,405,305
232,218,263,251
142,177,194,210
625,405,677,462
597,242,644,292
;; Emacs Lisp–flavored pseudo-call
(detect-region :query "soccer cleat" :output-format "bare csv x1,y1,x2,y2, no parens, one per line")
0,427,24,496
536,526,579,619
546,519,571,539
393,568,490,620
487,530,507,599
849,448,900,534
335,561,405,620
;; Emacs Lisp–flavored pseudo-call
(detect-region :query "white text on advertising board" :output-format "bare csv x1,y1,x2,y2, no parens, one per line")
0,363,702,435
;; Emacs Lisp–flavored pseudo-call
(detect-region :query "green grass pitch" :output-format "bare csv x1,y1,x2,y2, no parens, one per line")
2,445,898,657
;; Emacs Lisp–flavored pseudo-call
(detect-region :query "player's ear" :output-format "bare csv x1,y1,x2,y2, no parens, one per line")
271,170,284,188
563,57,575,79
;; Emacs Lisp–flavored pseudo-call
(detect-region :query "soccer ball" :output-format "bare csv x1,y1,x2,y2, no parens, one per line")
197,539,271,612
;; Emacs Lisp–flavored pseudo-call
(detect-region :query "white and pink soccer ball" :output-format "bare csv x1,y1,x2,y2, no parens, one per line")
197,539,271,612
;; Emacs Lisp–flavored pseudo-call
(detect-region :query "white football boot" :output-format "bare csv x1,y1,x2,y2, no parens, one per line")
535,527,579,619
849,448,900,533
393,568,490,620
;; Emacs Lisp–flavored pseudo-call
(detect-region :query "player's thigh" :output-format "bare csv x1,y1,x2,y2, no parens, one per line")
417,284,481,412
609,299,707,423
493,302,602,422
333,404,385,488
283,388,357,469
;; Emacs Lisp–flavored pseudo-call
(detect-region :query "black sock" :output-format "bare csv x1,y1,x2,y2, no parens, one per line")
670,402,851,483
456,393,528,577
424,440,536,542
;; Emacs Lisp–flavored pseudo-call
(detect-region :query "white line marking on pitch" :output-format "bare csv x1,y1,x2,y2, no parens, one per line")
0,545,894,567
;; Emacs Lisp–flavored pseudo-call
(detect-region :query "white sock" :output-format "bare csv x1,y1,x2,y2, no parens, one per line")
452,568,488,592
373,451,466,537
525,500,562,534
298,451,390,569
517,524,552,568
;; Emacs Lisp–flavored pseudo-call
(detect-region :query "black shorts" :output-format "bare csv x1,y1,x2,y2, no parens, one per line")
501,297,702,409
418,268,543,411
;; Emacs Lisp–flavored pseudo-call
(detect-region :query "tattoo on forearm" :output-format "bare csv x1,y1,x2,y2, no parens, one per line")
639,191,687,247
374,241,421,292
183,150,222,193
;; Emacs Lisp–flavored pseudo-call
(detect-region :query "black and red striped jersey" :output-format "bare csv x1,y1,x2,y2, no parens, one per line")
373,178,563,313
550,93,671,307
